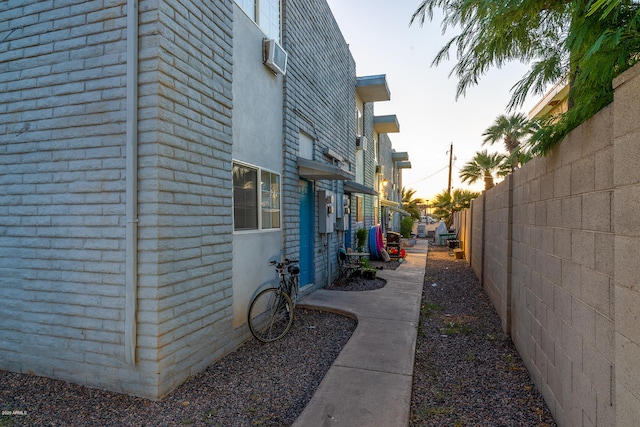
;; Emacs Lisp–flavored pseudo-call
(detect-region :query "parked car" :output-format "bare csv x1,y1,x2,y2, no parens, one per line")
421,215,436,224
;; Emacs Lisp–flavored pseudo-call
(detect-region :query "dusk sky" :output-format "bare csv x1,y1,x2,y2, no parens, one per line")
326,0,540,202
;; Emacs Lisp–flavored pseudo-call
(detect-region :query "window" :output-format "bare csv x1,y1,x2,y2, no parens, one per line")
355,195,364,223
233,164,258,230
260,0,280,41
261,171,280,229
233,163,281,231
235,0,281,41
374,137,379,162
236,0,256,20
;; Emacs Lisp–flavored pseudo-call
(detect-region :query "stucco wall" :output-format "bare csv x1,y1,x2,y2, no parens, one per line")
459,63,640,426
230,4,284,329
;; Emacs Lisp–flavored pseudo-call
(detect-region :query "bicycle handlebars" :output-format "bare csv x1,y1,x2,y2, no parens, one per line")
269,259,299,266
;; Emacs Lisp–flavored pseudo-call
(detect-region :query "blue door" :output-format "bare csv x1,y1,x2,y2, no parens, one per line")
299,180,314,286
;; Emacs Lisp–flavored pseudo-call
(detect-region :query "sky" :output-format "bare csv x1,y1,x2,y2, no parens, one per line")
325,0,540,202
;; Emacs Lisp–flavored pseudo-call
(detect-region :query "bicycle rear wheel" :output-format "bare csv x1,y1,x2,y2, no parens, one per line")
288,275,299,307
248,288,294,342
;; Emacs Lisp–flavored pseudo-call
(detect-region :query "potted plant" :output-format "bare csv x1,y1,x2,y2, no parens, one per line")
361,258,377,279
355,227,368,252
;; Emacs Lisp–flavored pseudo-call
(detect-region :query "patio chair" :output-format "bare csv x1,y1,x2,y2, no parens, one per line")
338,247,362,278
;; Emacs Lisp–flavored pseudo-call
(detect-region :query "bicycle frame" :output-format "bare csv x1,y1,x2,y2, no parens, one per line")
248,258,300,342
271,259,299,305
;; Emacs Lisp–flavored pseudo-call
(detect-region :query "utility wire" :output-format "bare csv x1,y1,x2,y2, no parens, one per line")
406,165,449,186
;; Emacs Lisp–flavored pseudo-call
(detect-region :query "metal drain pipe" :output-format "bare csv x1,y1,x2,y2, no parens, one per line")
124,0,139,366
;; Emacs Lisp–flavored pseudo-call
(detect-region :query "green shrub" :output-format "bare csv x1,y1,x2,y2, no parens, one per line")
355,227,368,250
400,217,414,238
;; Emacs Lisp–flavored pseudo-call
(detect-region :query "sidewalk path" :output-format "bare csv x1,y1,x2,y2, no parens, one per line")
294,240,427,427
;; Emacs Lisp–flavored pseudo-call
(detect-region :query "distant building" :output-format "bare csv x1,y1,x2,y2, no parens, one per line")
528,79,569,120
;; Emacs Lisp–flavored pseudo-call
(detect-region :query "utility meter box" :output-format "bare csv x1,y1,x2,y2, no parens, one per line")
335,194,350,231
318,190,335,233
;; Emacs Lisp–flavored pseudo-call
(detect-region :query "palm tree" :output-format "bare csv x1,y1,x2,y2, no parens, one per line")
410,0,640,152
451,189,480,212
459,150,510,191
401,187,425,220
432,188,480,227
482,113,534,154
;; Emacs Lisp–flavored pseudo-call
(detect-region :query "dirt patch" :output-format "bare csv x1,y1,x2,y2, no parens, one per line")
325,274,387,292
324,258,403,291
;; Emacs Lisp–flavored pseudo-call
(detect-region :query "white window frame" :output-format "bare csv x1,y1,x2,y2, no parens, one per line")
260,169,281,229
233,161,282,232
235,0,256,20
234,0,282,42
355,195,364,223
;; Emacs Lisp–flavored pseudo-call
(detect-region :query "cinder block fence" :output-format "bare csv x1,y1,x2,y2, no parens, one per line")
455,63,640,426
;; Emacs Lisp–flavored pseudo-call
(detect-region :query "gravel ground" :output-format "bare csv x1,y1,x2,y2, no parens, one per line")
0,310,356,427
1,244,556,426
325,258,399,291
410,245,556,426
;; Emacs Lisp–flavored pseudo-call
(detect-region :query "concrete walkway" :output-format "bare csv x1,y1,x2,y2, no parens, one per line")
294,240,427,427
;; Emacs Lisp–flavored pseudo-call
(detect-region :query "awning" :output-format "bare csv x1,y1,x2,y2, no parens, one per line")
343,180,377,196
388,206,411,216
392,151,409,162
297,158,355,181
380,199,400,207
373,115,400,133
356,74,391,103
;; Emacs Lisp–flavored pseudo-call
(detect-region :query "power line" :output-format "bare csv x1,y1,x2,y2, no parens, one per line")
406,165,449,186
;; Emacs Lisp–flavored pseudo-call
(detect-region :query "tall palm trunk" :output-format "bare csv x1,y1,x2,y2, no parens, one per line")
484,173,494,190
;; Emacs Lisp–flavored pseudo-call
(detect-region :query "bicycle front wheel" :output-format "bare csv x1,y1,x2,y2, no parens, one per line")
248,288,294,343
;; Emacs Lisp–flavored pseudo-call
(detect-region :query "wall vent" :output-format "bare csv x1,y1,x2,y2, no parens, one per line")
263,39,288,75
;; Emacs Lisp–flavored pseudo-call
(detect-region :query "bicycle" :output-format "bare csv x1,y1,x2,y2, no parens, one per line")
247,258,300,342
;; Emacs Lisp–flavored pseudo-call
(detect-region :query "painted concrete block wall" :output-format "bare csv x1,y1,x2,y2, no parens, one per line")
378,134,401,232
139,0,235,399
379,133,394,196
0,0,132,390
282,0,356,286
362,102,379,227
0,0,235,400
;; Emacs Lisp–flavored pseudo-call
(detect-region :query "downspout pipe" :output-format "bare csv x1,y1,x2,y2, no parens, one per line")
125,0,139,366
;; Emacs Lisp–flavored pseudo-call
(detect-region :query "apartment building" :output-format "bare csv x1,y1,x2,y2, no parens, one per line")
0,0,410,399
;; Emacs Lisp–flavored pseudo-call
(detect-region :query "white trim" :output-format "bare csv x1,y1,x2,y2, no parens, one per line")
232,161,283,233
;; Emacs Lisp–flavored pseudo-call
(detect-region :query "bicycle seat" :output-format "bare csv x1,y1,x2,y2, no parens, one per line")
288,265,300,275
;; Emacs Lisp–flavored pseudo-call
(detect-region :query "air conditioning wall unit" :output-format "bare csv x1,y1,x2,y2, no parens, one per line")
263,38,288,75
376,165,384,174
356,135,368,151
